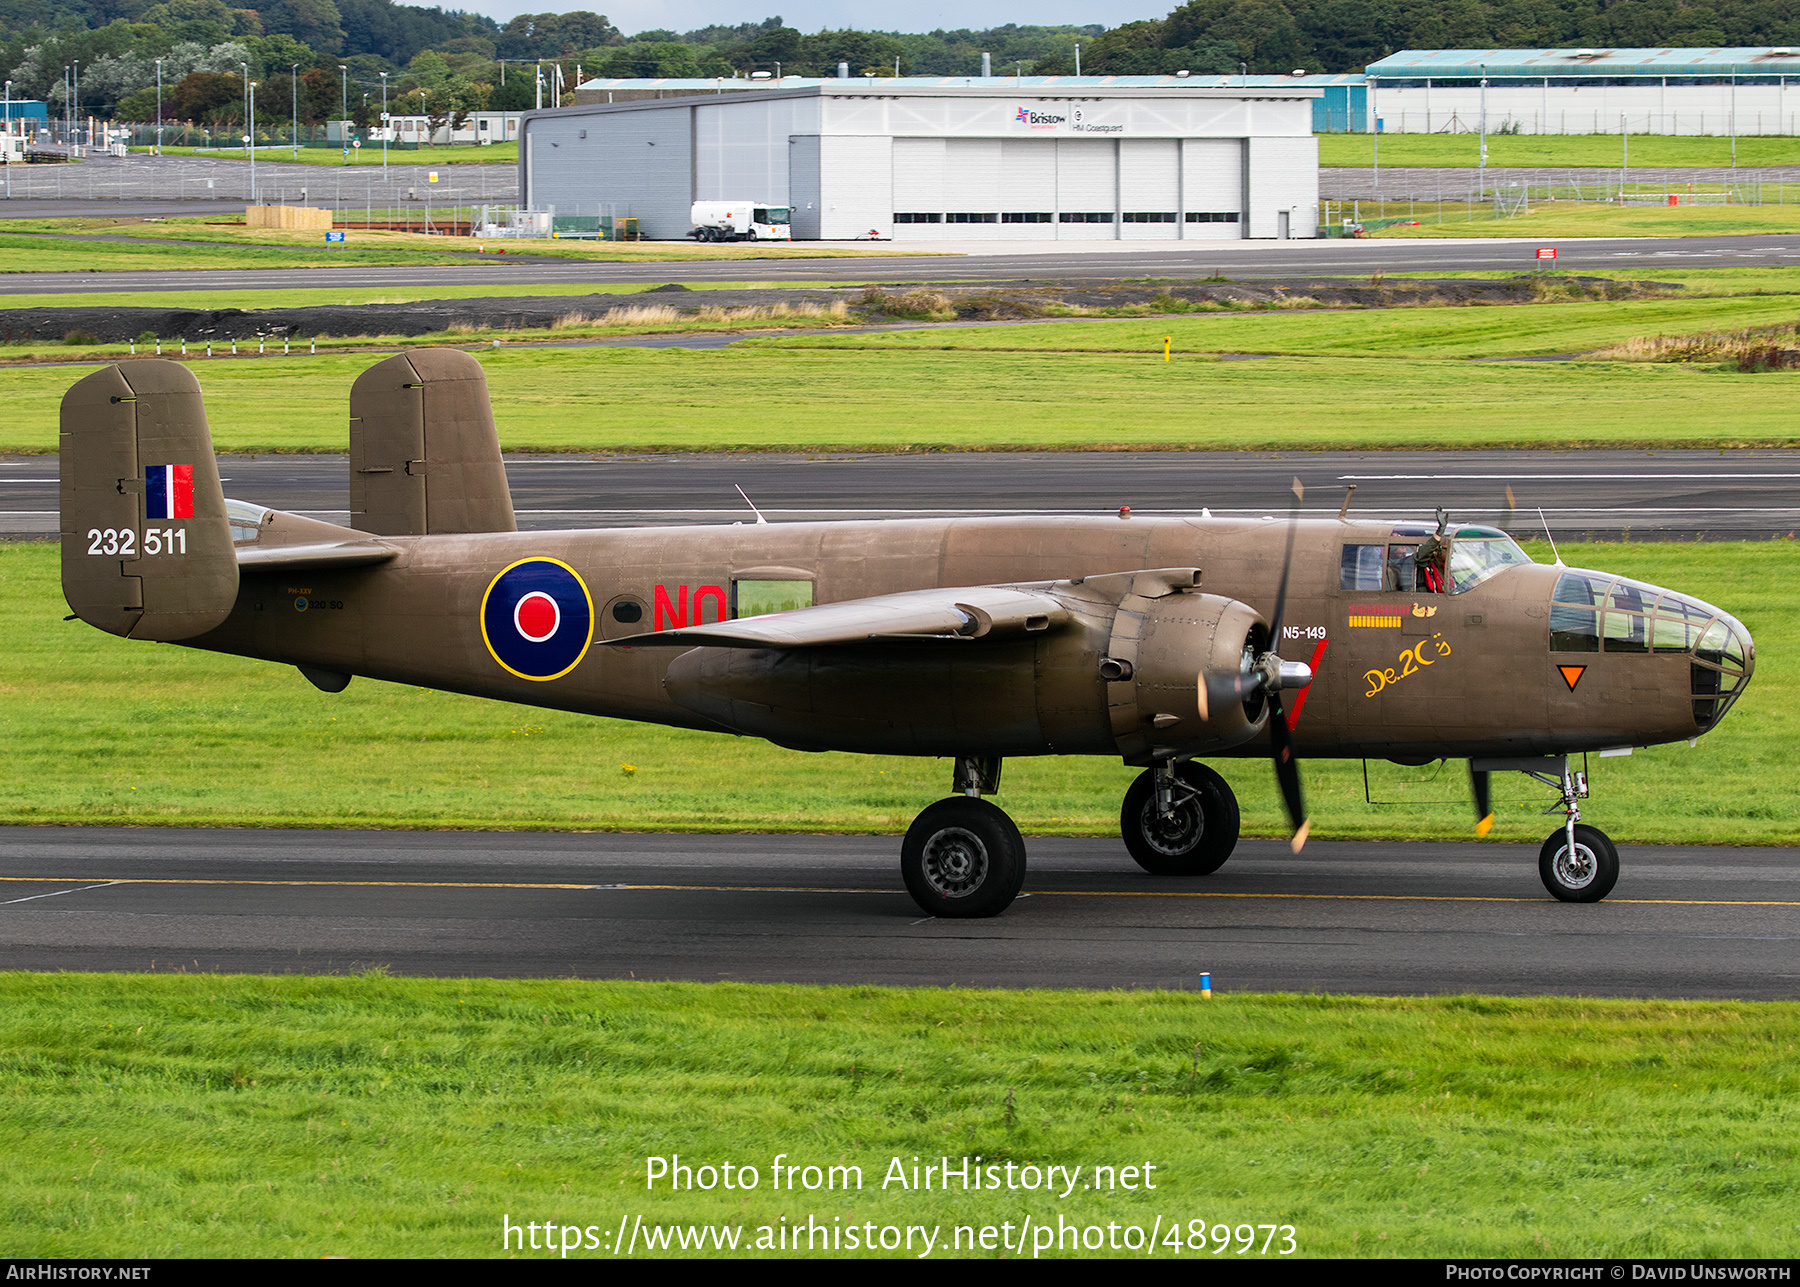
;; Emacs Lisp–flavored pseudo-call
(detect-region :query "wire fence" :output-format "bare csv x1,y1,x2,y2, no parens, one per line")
1320,163,1800,202
0,150,520,212
1319,167,1800,233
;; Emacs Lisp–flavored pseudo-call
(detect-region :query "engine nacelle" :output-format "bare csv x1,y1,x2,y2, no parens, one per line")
662,573,1269,762
1097,571,1267,764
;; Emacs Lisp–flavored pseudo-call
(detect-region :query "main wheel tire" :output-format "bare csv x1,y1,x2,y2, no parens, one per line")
1121,762,1241,876
901,797,1027,919
1538,823,1619,902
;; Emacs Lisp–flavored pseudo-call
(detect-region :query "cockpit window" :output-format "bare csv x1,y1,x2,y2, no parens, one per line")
224,497,269,544
1446,526,1534,594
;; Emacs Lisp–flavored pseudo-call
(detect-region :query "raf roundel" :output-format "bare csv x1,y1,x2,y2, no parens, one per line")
480,558,594,681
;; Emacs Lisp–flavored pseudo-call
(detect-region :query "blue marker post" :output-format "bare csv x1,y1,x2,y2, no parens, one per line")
1200,972,1212,999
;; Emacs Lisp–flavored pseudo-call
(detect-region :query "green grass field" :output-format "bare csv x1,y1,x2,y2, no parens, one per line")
1370,201,1800,239
0,231,486,273
1,541,1791,845
11,327,1800,454
0,281,840,312
3,975,1797,1258
776,294,1800,359
1319,132,1800,169
0,220,915,274
1392,266,1800,297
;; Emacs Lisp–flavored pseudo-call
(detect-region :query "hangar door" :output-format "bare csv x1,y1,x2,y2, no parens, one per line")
892,138,1058,240
1182,138,1245,240
887,136,1244,240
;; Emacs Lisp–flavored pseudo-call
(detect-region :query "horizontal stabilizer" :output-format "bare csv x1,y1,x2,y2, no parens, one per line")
609,585,1070,649
236,541,399,571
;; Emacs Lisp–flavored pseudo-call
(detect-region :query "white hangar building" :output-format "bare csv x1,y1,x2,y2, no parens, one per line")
518,78,1322,241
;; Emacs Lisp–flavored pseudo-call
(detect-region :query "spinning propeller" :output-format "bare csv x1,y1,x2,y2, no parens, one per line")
1195,478,1314,852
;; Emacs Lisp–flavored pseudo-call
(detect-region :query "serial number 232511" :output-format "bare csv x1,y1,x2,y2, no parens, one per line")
87,528,187,556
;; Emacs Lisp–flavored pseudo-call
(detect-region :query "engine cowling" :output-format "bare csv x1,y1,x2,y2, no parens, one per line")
1097,571,1268,764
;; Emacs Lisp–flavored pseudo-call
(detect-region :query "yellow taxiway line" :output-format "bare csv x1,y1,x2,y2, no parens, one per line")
1,875,1798,907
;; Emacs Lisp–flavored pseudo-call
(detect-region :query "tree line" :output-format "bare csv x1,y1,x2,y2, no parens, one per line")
12,0,1800,128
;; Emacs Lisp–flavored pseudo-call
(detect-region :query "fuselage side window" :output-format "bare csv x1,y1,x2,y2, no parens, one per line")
733,579,813,618
1340,543,1385,590
1550,604,1600,652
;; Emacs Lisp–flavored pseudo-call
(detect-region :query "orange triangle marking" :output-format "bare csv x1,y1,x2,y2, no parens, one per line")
1558,665,1586,691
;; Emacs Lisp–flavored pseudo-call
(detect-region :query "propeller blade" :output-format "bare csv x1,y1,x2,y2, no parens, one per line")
1470,762,1494,838
1267,692,1309,852
1267,477,1303,652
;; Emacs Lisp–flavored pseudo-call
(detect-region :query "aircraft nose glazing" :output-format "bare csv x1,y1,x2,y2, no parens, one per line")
1547,569,1754,733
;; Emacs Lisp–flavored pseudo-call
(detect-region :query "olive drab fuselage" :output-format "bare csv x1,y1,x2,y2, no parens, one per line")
187,513,1721,765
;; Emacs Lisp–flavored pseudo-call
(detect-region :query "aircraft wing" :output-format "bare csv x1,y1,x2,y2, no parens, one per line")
235,541,400,571
608,584,1071,648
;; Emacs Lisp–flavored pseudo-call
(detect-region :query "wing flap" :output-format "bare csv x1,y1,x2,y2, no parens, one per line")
608,585,1070,649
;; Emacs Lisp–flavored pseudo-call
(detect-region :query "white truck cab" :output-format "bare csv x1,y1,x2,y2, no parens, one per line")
690,201,793,242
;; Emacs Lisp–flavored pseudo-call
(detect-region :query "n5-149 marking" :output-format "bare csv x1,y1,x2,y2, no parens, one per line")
87,527,185,556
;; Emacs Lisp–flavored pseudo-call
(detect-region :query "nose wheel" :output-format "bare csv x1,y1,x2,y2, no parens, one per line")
1539,823,1619,902
901,795,1027,919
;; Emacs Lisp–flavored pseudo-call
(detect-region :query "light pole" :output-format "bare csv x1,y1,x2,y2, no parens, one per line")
291,63,299,158
535,61,542,110
1731,71,1738,167
1371,74,1379,189
4,80,10,198
1479,63,1488,174
379,72,388,171
154,59,163,152
1621,111,1628,198
71,60,79,147
339,64,348,122
240,61,248,138
247,81,256,199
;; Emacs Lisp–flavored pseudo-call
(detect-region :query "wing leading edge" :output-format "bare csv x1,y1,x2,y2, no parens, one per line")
607,584,1071,649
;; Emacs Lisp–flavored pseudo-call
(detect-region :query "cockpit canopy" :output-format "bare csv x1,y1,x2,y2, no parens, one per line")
1340,525,1533,595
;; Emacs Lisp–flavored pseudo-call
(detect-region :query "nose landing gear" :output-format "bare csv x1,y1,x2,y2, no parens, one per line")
1474,755,1620,902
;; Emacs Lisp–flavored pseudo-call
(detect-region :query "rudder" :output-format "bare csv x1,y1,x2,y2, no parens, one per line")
59,360,238,641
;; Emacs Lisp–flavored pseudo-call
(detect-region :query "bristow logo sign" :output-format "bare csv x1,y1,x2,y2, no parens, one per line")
1015,106,1066,128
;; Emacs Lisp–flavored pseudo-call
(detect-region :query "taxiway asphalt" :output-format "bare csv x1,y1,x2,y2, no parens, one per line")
6,448,1796,540
2,232,1798,295
1,826,1794,996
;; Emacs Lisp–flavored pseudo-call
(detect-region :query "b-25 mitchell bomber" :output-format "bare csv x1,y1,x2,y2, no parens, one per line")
59,353,1756,917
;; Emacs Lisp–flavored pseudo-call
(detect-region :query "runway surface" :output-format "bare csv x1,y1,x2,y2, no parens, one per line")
2,826,1795,996
3,233,1799,295
6,448,1796,540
